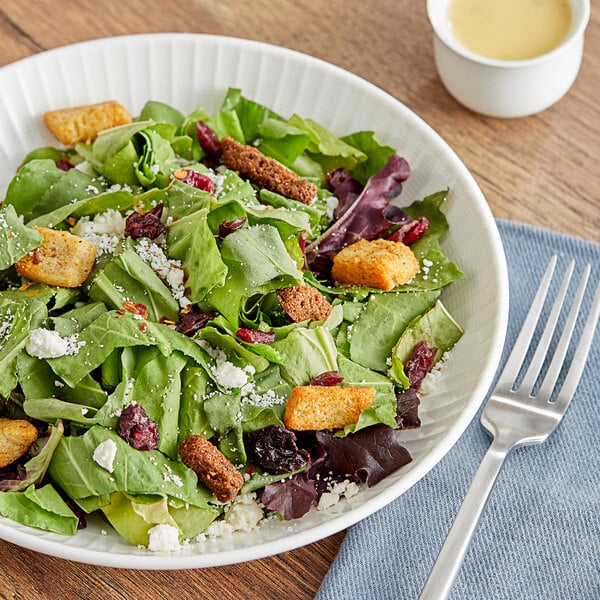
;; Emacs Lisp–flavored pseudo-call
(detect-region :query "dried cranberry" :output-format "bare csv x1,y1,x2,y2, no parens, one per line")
309,371,344,386
196,121,222,159
236,328,276,344
172,169,215,194
124,204,165,239
404,340,438,389
175,309,216,336
245,425,310,475
118,403,160,451
388,215,429,245
219,217,247,237
55,157,74,171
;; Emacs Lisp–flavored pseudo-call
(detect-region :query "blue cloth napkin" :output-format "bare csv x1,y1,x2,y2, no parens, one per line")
316,220,600,600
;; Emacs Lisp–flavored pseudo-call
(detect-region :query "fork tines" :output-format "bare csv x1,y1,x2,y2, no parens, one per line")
497,255,600,407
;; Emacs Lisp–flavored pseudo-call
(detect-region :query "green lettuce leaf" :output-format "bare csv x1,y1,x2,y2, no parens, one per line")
207,224,303,328
3,159,64,220
271,326,338,386
88,240,180,322
165,208,227,302
0,297,47,397
348,290,440,372
389,299,464,386
47,426,212,506
101,492,218,546
0,204,43,269
0,483,79,535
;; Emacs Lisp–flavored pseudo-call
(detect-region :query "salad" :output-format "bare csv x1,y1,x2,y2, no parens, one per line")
0,89,464,552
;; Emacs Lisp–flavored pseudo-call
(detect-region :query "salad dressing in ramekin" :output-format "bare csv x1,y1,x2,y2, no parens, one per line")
448,0,572,61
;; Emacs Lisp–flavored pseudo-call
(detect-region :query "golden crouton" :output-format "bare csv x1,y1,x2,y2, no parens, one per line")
0,418,38,468
221,136,317,205
179,435,244,503
277,284,332,322
43,101,132,145
331,238,419,291
15,227,97,288
283,385,376,431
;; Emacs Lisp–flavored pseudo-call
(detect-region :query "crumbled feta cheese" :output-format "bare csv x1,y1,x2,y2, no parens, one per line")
317,480,360,511
92,439,118,473
224,493,264,531
419,350,452,395
71,209,126,255
196,493,264,540
134,239,191,308
26,328,85,359
213,361,248,389
147,524,181,552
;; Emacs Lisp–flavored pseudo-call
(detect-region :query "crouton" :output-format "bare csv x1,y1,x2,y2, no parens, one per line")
283,385,376,431
0,418,38,468
277,284,332,322
179,435,244,503
221,136,317,205
43,101,132,145
15,227,97,288
331,238,419,291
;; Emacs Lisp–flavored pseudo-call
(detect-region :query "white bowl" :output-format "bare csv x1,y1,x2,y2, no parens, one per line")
0,33,509,568
427,0,591,118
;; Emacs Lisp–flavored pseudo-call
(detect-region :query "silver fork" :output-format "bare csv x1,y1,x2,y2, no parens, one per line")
420,255,600,600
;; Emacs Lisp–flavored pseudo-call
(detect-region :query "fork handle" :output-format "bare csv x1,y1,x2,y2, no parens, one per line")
419,438,514,600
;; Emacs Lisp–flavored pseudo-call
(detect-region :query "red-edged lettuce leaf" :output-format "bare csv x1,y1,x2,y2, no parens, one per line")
327,168,363,220
395,387,421,429
306,155,411,275
260,471,317,520
315,425,412,486
258,424,413,520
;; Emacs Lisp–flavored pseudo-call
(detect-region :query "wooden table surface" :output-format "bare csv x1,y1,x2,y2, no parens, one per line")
0,1,598,598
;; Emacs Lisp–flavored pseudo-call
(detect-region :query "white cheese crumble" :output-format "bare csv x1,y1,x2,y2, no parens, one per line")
134,238,191,309
195,493,264,540
26,328,86,359
317,480,360,512
419,350,452,395
147,523,181,553
213,361,249,390
196,340,249,390
92,439,118,473
71,209,126,255
196,340,285,406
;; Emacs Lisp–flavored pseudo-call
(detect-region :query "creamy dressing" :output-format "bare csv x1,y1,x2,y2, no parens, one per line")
448,0,572,60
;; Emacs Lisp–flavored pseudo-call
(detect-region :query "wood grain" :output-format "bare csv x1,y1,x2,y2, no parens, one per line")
0,1,598,598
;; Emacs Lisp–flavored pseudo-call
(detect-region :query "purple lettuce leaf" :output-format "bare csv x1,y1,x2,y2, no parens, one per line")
260,471,317,520
327,168,363,220
255,424,413,520
395,387,421,429
315,425,412,487
306,155,412,275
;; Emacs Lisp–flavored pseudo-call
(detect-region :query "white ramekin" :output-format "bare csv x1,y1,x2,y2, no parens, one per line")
427,0,591,118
